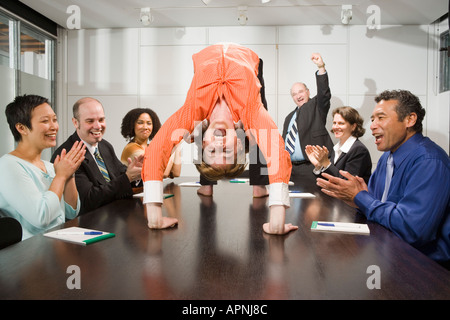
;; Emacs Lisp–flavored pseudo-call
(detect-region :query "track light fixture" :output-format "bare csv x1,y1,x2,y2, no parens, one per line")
341,5,352,25
140,7,153,26
237,6,248,26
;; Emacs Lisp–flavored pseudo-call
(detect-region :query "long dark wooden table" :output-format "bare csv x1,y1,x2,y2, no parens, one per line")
0,177,449,301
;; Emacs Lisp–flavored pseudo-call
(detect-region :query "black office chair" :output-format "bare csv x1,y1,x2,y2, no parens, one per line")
0,213,22,250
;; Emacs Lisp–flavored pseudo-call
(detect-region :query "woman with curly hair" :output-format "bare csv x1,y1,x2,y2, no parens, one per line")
121,108,180,178
305,106,372,183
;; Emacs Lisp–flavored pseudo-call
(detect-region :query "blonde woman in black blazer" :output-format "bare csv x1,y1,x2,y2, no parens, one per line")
305,106,372,183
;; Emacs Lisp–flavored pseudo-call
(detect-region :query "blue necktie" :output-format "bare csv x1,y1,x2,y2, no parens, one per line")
94,148,110,182
381,154,393,202
285,110,298,155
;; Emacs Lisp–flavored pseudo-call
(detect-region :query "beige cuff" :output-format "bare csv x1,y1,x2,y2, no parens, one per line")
143,180,164,204
268,183,290,208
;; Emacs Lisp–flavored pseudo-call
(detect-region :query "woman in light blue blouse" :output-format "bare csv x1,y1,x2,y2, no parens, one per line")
0,95,86,240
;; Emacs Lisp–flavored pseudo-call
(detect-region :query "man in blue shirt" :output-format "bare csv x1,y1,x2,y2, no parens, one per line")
317,90,449,269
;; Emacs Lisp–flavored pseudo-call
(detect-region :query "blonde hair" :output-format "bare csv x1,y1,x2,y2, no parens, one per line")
195,161,247,181
194,125,249,181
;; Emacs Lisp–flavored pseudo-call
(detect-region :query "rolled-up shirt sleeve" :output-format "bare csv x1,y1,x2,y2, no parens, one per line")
268,182,290,208
143,180,164,204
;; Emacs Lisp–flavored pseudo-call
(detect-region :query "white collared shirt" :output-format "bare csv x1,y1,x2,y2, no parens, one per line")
333,135,357,164
82,140,97,158
81,140,104,172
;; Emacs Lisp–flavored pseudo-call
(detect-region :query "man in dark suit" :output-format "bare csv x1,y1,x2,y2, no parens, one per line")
51,97,142,214
282,53,334,183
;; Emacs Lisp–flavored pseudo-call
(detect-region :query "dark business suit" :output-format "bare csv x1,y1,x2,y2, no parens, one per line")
323,139,372,184
282,72,334,182
51,132,133,214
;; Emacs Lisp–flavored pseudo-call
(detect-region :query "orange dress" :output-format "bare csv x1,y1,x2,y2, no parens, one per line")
142,44,291,206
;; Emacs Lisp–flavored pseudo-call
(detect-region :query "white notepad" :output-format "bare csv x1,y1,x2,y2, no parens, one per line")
311,221,370,235
178,181,201,187
229,178,249,183
44,227,115,245
289,192,316,198
133,193,174,199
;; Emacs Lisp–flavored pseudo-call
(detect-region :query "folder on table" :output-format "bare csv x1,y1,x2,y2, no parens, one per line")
44,227,115,245
311,221,370,235
178,181,201,187
133,193,173,199
229,178,248,183
289,192,316,198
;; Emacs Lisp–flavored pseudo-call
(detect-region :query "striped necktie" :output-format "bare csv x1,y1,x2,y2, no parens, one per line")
94,148,110,182
381,153,393,202
285,110,298,155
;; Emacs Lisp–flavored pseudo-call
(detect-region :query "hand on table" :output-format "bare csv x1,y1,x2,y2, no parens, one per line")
263,205,298,235
146,203,178,229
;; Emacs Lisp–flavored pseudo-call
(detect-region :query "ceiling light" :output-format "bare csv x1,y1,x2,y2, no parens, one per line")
237,6,248,26
202,0,211,4
341,5,352,25
261,0,271,3
140,7,153,26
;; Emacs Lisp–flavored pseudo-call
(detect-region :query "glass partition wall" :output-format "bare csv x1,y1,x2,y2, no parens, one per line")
440,30,449,93
0,10,55,160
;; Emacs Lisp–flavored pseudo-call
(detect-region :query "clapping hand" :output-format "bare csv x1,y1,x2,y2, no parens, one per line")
316,171,368,208
305,145,330,169
53,141,86,180
126,154,144,182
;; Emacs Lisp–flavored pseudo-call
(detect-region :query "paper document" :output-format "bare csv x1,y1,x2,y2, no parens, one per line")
44,227,115,245
311,221,370,235
133,193,173,199
179,181,201,187
289,192,316,198
229,178,249,183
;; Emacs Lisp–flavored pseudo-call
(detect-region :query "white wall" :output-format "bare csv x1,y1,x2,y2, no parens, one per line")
61,23,449,176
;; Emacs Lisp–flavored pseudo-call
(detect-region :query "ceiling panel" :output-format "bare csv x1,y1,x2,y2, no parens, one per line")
16,0,448,29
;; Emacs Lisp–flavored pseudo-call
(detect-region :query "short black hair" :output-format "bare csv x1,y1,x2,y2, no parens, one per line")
375,90,426,133
5,94,50,142
120,108,162,141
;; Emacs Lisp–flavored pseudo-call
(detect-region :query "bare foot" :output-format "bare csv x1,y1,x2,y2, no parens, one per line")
253,185,269,198
197,185,213,197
